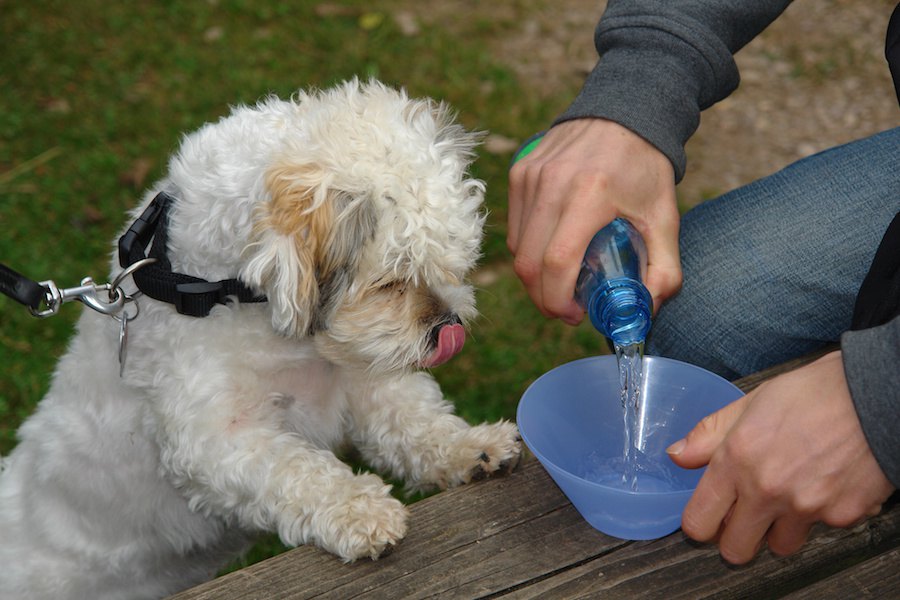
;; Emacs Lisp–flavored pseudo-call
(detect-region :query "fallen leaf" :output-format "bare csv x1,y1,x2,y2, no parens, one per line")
119,158,153,190
82,205,105,225
204,26,224,42
484,134,520,155
359,12,384,31
43,98,71,114
393,11,420,36
315,3,356,17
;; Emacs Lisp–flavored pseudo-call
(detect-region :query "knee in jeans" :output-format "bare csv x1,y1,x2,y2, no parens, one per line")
646,284,749,380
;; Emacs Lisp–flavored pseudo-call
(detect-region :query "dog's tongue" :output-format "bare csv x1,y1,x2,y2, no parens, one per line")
423,323,465,368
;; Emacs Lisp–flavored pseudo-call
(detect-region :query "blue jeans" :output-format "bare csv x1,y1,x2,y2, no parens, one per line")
647,127,900,380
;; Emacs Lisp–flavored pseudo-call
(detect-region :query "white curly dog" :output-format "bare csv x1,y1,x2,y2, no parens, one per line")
0,79,521,600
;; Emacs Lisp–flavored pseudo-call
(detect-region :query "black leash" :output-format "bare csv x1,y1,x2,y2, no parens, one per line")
3,191,267,319
0,260,135,318
117,191,267,317
0,263,48,314
1,191,268,373
1,252,152,375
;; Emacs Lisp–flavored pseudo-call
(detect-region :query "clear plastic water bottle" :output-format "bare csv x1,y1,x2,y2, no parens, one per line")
575,219,652,346
513,134,653,346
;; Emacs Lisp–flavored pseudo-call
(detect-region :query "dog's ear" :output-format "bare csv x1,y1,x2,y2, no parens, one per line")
241,162,376,336
313,190,378,328
241,162,333,336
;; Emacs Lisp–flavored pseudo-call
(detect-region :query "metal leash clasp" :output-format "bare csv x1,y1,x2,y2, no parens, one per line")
29,258,156,319
29,258,156,376
31,278,126,318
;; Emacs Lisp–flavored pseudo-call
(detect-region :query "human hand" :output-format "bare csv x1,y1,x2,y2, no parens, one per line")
507,118,681,325
667,351,895,564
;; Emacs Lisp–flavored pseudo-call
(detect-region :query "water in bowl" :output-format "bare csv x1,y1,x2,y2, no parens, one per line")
580,448,681,493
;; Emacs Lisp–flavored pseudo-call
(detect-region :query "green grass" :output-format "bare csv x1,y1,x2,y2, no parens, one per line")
1,0,605,569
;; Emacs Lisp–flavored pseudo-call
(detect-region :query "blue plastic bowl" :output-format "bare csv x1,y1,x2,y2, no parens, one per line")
517,355,744,540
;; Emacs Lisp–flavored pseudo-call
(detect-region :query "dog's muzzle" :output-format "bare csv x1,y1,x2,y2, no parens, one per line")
422,315,465,368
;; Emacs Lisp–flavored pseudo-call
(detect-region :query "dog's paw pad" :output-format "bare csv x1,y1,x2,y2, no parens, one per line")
470,447,521,481
345,495,408,561
470,463,489,482
496,453,521,475
303,474,409,562
376,539,400,559
443,420,522,487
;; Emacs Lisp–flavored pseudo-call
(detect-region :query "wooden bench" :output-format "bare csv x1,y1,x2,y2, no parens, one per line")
170,351,900,599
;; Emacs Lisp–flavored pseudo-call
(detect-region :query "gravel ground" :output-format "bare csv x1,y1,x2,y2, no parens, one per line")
399,0,899,207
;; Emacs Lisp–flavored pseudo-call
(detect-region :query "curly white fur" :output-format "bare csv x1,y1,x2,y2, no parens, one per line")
0,79,521,600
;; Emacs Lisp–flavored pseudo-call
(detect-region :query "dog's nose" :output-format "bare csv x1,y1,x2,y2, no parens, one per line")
422,315,465,368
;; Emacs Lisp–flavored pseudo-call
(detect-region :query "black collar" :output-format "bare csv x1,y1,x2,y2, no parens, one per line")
118,192,267,317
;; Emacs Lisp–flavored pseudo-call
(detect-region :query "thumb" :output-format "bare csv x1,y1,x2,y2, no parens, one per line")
666,394,751,469
634,209,682,314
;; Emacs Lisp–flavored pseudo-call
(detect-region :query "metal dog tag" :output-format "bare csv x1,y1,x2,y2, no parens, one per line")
118,313,129,377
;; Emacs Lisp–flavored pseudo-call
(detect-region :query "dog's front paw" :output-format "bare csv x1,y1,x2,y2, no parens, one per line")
315,473,409,562
440,420,522,489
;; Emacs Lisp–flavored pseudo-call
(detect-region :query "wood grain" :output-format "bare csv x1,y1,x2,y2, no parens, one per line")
171,458,899,599
171,346,899,600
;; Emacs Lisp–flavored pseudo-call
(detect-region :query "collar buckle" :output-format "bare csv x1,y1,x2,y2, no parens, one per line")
174,281,226,317
118,193,168,270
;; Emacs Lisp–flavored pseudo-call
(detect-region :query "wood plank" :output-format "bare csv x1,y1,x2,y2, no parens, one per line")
171,347,883,600
499,498,900,599
170,458,623,600
170,455,900,599
781,547,900,599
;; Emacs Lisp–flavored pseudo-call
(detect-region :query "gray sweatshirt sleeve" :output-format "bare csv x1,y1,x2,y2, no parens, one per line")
555,0,792,181
841,316,900,489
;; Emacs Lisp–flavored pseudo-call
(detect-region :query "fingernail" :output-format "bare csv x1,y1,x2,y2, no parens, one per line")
666,439,686,455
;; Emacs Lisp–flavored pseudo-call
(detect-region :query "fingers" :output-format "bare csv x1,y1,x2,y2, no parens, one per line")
539,174,618,323
681,467,737,542
506,161,525,256
507,119,680,323
508,126,613,323
636,204,682,313
676,356,896,563
507,126,568,256
507,154,541,256
510,157,586,323
684,471,812,564
668,394,751,469
682,458,773,564
507,133,558,318
676,392,769,563
716,498,781,564
765,516,814,557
